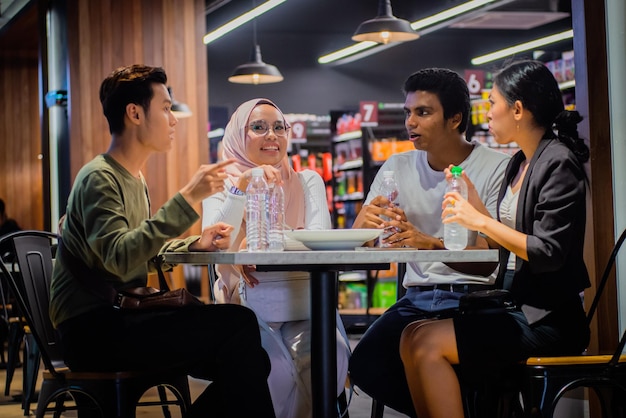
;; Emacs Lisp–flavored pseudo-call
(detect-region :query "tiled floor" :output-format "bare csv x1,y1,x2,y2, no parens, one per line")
0,335,407,417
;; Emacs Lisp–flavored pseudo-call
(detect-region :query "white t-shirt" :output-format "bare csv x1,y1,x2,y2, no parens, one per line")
499,185,519,270
365,140,510,287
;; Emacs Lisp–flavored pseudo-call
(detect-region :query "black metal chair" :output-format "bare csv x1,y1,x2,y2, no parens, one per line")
0,230,191,417
522,228,626,417
0,256,28,399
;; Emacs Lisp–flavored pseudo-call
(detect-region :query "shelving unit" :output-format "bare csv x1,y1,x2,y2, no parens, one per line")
330,105,408,332
285,114,333,211
468,54,576,152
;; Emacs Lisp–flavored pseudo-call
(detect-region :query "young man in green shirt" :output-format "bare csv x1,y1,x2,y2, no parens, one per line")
50,64,276,417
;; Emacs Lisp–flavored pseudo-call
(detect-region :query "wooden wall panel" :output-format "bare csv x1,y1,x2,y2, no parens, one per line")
0,2,43,231
0,58,44,231
572,0,616,354
66,0,209,237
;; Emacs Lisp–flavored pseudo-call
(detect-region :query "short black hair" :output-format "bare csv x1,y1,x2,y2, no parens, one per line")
402,68,470,134
99,64,167,135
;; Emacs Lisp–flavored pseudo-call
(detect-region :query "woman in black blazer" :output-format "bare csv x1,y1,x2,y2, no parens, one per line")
399,60,591,418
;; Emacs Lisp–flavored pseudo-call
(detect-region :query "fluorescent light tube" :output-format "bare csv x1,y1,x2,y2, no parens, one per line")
203,0,286,45
318,42,377,65
208,128,225,138
471,30,574,65
318,0,499,64
411,0,495,30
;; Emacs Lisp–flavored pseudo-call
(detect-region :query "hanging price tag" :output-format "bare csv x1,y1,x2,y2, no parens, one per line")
290,121,307,143
360,101,378,127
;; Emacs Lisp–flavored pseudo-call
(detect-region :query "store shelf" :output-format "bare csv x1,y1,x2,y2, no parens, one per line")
334,192,364,202
330,106,407,332
333,130,362,143
336,158,363,171
339,307,387,316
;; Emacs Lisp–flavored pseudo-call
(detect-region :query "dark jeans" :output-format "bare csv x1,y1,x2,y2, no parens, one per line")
57,303,276,418
349,288,464,417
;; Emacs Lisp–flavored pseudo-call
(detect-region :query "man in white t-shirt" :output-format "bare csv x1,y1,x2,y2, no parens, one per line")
349,68,510,416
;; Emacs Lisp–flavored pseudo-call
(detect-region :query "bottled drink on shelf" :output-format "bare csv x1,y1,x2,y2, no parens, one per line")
379,170,399,248
246,168,269,252
444,166,468,250
268,182,285,252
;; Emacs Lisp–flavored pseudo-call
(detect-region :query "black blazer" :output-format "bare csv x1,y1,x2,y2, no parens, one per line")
496,137,590,310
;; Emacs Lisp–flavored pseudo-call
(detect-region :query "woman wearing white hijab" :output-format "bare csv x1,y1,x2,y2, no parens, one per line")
202,98,350,418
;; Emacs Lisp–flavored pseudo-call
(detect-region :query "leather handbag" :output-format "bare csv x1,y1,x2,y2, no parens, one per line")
57,240,202,311
113,255,203,310
458,289,516,315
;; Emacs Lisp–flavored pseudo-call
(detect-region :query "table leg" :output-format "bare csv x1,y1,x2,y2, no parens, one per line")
311,270,337,418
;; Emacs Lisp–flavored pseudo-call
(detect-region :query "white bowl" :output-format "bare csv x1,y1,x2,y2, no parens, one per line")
284,229,382,250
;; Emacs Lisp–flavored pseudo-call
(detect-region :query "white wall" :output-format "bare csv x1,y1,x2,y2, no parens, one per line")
606,0,626,331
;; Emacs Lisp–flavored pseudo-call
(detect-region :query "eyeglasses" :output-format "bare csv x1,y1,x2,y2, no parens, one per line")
247,120,290,138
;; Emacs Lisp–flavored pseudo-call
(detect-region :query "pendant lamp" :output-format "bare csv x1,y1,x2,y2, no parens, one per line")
352,0,419,44
167,87,192,119
228,13,283,84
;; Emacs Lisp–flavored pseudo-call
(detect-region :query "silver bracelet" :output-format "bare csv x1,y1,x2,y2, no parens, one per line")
229,186,245,196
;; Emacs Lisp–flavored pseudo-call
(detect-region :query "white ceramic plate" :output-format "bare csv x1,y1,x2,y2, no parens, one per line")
284,229,382,250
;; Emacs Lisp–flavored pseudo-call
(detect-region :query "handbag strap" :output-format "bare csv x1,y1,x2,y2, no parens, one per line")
56,238,170,305
151,255,171,291
494,249,508,290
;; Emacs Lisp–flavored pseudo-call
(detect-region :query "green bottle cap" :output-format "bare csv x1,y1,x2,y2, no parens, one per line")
451,166,463,177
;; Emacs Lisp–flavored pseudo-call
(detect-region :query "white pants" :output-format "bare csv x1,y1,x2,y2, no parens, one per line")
260,317,350,418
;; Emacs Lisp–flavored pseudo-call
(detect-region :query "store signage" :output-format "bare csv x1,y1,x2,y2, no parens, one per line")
291,121,307,143
360,101,378,127
464,70,484,95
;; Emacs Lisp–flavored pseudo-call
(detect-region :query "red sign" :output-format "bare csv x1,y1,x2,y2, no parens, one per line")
360,101,378,126
290,121,307,143
464,70,484,95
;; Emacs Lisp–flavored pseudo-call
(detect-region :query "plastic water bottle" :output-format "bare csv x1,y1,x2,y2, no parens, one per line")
444,166,468,250
246,168,269,252
268,182,285,251
379,170,399,248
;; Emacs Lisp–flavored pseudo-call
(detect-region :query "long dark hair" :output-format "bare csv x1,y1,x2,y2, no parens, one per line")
493,60,589,164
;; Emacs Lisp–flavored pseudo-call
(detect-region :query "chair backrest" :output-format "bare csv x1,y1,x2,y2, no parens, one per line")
0,230,63,375
587,228,626,326
584,228,626,365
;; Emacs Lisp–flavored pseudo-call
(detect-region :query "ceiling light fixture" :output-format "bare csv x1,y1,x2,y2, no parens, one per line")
203,0,286,45
319,0,511,65
352,0,419,44
471,29,573,65
228,3,283,84
168,87,193,119
208,128,225,139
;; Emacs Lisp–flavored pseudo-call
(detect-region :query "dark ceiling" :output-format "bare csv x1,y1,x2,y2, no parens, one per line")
204,0,574,80
0,0,575,115
203,0,574,114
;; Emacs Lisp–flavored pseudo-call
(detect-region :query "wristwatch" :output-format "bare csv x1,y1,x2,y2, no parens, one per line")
229,186,245,196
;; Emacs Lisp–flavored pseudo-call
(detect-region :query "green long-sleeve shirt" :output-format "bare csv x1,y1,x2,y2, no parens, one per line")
50,154,199,327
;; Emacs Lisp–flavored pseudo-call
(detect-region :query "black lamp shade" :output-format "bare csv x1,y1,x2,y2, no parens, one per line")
228,44,284,85
171,101,192,118
352,0,419,44
167,87,193,119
